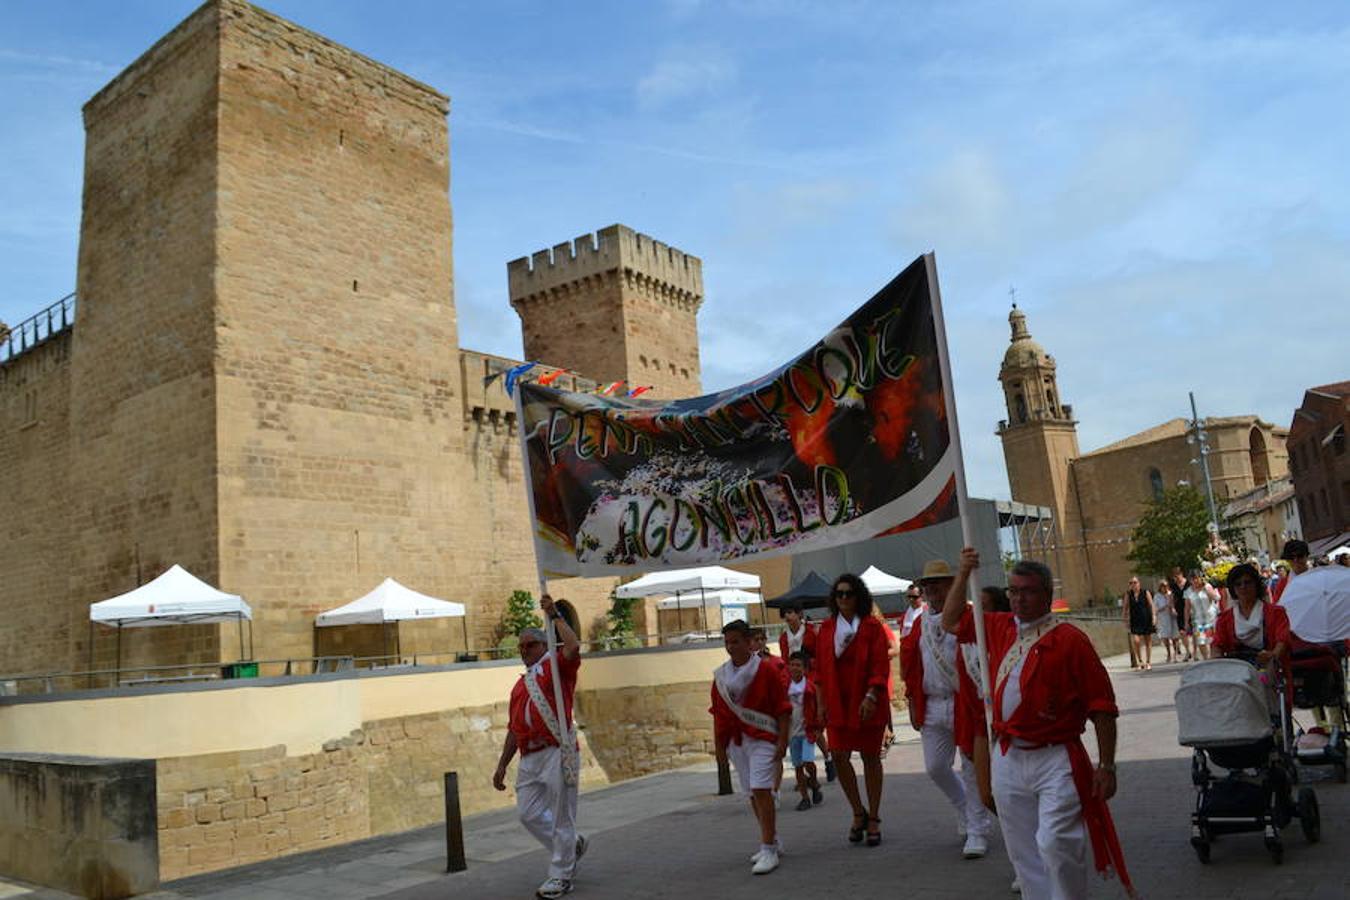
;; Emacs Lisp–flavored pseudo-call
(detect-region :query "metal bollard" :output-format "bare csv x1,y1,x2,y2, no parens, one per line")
444,771,467,872
717,757,733,795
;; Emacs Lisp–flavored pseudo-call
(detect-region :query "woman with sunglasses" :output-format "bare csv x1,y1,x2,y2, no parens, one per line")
1212,562,1290,668
814,573,891,846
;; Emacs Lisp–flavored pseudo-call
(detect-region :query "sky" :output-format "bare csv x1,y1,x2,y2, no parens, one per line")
2,0,1347,501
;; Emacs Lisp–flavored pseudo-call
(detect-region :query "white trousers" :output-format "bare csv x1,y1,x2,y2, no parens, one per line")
920,718,993,838
992,744,1087,900
516,747,579,880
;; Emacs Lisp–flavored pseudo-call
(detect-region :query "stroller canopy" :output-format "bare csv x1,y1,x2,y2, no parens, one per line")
1176,659,1273,748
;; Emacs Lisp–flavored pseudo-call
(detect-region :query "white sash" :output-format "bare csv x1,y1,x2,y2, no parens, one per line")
961,644,987,700
524,656,579,786
995,619,1062,699
922,615,958,692
714,659,780,736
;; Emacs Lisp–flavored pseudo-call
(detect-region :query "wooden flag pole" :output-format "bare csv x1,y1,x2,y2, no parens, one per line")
924,253,994,741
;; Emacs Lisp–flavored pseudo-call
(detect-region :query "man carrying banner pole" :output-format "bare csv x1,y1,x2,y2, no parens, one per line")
492,592,586,900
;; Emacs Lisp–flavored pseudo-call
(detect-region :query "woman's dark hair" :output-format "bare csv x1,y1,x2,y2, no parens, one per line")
828,573,875,617
1225,562,1268,600
778,601,803,620
981,585,1010,613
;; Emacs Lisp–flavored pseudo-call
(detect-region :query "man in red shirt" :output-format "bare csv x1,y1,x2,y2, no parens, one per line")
941,550,1134,900
493,594,586,900
712,619,792,875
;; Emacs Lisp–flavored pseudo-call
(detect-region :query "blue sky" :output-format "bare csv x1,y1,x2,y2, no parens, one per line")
2,0,1347,500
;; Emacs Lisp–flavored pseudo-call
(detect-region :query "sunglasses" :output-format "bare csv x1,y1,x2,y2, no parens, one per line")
833,587,854,597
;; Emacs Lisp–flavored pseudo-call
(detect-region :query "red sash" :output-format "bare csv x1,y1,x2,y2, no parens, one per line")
1065,738,1137,898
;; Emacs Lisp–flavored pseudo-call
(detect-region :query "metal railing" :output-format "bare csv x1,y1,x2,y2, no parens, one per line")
0,293,76,365
0,629,728,697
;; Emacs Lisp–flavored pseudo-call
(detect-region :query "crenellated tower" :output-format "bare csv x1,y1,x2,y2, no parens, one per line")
508,224,703,399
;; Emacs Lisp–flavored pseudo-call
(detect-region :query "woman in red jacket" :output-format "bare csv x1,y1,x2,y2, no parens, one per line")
1212,562,1290,664
815,573,891,846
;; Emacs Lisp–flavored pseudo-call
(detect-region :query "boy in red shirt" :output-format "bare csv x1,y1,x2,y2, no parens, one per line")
712,620,792,875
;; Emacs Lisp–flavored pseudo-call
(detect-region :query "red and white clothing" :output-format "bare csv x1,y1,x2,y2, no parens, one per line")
778,621,818,662
955,609,1133,900
509,651,580,752
1212,600,1290,656
815,613,891,754
901,612,992,839
711,654,791,792
900,602,927,638
508,651,582,881
788,676,822,744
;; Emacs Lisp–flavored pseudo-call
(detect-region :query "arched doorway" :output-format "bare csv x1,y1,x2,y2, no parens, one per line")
1148,467,1164,501
1249,428,1269,485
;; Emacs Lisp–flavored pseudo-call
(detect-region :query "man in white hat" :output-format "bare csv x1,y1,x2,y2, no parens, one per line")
900,559,994,859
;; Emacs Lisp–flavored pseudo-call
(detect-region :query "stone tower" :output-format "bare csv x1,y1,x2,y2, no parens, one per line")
508,225,703,399
67,0,461,667
996,305,1087,597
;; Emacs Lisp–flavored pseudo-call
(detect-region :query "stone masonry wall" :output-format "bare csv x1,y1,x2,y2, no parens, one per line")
67,1,224,673
0,337,73,677
575,681,713,782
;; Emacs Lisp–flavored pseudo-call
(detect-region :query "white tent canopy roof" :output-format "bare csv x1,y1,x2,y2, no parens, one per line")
615,566,761,599
654,588,763,610
859,565,912,596
315,578,466,627
89,565,251,627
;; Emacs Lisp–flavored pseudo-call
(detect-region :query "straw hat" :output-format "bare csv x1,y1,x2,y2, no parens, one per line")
918,559,955,583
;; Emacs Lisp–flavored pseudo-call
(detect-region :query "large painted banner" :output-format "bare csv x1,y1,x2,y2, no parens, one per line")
517,254,959,578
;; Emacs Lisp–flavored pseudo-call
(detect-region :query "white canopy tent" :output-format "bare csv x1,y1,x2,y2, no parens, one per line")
653,588,762,610
859,564,912,597
616,566,762,636
88,564,253,680
315,578,468,660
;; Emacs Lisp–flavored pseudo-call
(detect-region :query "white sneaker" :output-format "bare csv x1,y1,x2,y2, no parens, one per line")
962,834,988,859
748,840,785,862
1011,877,1022,893
536,876,572,899
751,847,780,874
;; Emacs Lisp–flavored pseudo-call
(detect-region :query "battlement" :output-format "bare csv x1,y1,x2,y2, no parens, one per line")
508,224,703,309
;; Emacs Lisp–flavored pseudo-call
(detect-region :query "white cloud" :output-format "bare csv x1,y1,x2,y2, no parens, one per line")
636,52,736,108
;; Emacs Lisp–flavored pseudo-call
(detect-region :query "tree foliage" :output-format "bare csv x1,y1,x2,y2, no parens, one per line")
497,590,544,654
1126,484,1211,579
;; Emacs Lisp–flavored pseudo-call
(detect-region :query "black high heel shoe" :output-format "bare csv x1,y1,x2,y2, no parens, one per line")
866,817,882,847
848,811,868,843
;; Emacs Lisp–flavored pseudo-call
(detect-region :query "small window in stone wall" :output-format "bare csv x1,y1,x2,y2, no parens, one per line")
1148,467,1164,501
680,367,689,378
640,354,648,367
21,390,37,427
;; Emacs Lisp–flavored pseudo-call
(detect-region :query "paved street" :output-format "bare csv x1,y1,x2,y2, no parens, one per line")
5,653,1348,899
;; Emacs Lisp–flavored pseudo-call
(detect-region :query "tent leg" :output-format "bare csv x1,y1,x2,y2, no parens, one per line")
238,615,245,661
249,620,255,660
461,616,469,658
115,624,122,687
87,621,94,689
700,588,707,637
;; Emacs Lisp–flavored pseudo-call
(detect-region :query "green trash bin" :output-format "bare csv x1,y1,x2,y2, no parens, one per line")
222,662,259,679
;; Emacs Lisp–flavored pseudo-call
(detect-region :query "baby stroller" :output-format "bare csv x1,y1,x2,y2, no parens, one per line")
1175,656,1320,864
1289,642,1349,783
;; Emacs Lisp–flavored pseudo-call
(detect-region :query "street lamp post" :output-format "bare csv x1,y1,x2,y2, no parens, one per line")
1187,391,1221,541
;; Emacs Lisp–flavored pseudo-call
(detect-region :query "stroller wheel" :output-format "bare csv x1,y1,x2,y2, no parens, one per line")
1334,761,1347,784
1298,787,1321,844
1265,836,1284,864
1190,837,1211,864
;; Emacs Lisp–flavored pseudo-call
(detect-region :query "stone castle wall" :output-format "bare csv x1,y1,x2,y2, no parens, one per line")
0,337,74,674
66,1,226,673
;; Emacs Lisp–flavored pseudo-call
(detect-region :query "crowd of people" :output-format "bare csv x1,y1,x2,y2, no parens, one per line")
1122,539,1337,670
490,539,1347,899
